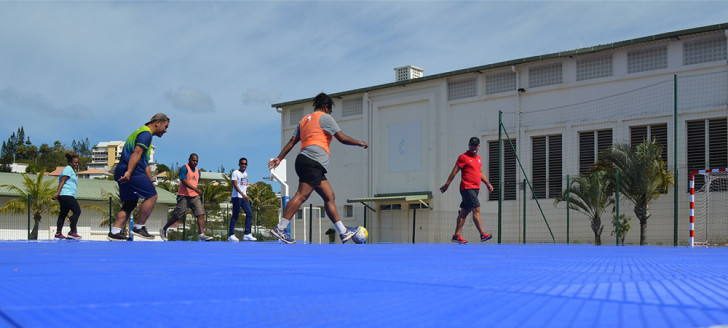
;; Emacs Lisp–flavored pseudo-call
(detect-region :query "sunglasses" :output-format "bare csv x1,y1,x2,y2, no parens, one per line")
239,163,247,165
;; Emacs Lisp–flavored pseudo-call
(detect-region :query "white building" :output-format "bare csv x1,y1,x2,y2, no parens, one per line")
272,23,728,245
9,163,27,174
89,141,155,172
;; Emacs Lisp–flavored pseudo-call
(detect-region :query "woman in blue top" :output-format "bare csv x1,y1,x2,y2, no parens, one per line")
53,153,82,239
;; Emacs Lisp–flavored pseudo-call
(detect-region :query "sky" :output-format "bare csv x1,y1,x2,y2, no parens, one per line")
1,0,727,189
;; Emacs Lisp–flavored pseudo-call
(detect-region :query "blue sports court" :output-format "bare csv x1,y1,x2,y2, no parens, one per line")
1,241,727,327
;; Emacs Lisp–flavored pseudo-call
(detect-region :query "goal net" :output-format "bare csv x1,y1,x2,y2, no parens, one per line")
690,169,728,247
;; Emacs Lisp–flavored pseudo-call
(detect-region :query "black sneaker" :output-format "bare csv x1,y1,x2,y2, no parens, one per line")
107,232,129,241
132,226,155,240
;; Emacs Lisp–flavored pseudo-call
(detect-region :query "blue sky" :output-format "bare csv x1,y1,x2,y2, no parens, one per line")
1,0,726,188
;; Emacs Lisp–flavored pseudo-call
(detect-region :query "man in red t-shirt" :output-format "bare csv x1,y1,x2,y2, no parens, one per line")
440,137,495,243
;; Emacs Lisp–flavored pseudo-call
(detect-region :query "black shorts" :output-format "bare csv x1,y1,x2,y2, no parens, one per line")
459,189,480,209
295,154,328,186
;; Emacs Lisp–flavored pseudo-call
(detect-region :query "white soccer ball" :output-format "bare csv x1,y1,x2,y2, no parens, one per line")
352,226,368,244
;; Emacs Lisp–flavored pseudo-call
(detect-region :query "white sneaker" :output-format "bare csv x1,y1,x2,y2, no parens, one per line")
228,234,239,242
159,228,167,241
243,234,257,241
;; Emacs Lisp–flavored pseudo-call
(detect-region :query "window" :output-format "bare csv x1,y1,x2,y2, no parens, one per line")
688,118,728,189
532,135,562,199
684,37,727,65
296,209,303,220
576,55,613,81
289,107,304,126
344,205,353,218
579,129,612,175
529,63,562,88
342,98,363,117
627,46,667,73
380,204,402,211
489,139,517,201
630,124,668,163
408,203,428,209
485,71,516,95
448,77,477,100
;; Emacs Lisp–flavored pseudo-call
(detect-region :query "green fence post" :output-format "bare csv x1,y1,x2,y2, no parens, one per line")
108,196,112,234
673,74,679,247
523,179,526,244
616,169,620,246
182,214,187,241
498,110,503,244
412,207,417,244
27,194,31,239
566,175,570,244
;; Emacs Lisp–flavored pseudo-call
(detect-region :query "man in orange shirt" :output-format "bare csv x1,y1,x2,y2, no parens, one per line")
440,137,495,244
268,92,368,244
160,153,213,241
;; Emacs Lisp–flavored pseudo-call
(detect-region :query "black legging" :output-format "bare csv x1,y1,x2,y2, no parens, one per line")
57,196,81,233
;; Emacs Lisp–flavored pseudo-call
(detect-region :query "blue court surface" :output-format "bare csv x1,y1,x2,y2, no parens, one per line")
1,241,727,328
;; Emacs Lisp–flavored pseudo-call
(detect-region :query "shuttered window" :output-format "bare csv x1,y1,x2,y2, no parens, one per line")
709,119,728,169
688,118,728,189
532,135,563,199
489,139,517,201
549,135,563,198
630,123,668,163
579,129,612,176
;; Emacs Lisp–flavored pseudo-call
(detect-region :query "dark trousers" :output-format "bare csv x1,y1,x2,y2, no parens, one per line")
57,196,81,233
230,197,253,236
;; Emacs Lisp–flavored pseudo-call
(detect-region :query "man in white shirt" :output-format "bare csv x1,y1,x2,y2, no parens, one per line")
229,157,256,241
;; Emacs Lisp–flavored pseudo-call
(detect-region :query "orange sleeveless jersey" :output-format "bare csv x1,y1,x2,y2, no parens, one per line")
178,164,200,197
299,111,333,155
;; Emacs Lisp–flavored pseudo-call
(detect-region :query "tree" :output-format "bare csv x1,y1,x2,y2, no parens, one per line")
611,214,632,246
199,176,232,214
595,140,674,245
247,181,280,230
0,170,59,239
554,170,613,245
71,138,92,157
86,187,137,235
36,141,66,172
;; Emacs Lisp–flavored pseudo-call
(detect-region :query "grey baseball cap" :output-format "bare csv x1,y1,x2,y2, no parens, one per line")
145,113,169,125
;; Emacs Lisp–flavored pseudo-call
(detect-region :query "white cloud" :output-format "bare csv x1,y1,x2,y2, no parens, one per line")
164,87,215,113
0,87,93,119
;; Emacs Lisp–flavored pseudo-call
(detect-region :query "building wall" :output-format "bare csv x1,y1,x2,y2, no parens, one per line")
277,28,728,245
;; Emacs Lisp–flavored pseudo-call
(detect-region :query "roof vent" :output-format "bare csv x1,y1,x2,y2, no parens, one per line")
394,65,424,82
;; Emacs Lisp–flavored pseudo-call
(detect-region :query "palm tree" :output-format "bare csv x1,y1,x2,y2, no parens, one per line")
554,170,613,245
596,140,674,245
247,181,280,229
86,187,137,235
199,175,232,215
0,170,59,239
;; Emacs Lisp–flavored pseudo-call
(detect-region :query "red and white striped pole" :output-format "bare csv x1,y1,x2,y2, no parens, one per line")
690,168,728,248
689,171,696,248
